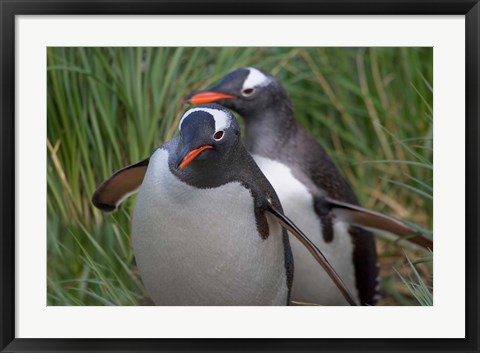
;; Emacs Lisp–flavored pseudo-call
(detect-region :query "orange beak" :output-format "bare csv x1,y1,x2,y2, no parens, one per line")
186,92,236,105
177,145,213,169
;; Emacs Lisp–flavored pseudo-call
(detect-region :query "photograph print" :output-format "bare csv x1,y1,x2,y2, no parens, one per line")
47,47,433,306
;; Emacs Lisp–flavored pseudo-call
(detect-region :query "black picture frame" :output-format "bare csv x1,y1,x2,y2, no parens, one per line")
1,1,478,352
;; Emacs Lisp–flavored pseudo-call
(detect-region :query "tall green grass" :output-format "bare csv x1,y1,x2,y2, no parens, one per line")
47,47,433,305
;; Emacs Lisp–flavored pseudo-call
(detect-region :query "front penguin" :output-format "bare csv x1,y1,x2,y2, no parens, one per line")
92,104,358,306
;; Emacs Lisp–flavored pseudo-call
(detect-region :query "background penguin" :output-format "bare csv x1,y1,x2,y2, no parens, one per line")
92,105,358,306
186,68,432,305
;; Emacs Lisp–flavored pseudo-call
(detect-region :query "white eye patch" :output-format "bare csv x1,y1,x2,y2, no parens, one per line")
179,108,232,132
242,67,272,90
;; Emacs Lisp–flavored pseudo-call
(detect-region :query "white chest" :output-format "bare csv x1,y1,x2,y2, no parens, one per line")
132,149,288,305
252,154,358,305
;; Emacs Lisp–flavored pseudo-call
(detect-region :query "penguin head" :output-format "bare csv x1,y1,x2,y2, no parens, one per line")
185,67,284,116
175,104,241,170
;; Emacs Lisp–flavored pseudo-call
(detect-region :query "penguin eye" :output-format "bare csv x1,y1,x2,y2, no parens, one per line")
242,88,255,97
213,130,225,141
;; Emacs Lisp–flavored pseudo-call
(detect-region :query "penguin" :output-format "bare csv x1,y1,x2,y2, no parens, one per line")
92,104,358,306
185,68,432,305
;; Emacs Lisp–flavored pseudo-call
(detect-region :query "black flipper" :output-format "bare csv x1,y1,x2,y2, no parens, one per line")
314,198,335,243
92,158,149,212
316,196,433,250
266,204,358,306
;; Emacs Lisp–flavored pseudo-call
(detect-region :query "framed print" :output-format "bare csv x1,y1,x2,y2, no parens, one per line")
1,1,479,352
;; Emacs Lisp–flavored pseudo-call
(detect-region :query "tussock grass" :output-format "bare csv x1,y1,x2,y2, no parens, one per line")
47,47,433,305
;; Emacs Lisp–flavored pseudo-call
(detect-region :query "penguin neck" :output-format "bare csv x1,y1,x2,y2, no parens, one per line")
243,107,298,157
172,141,247,188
